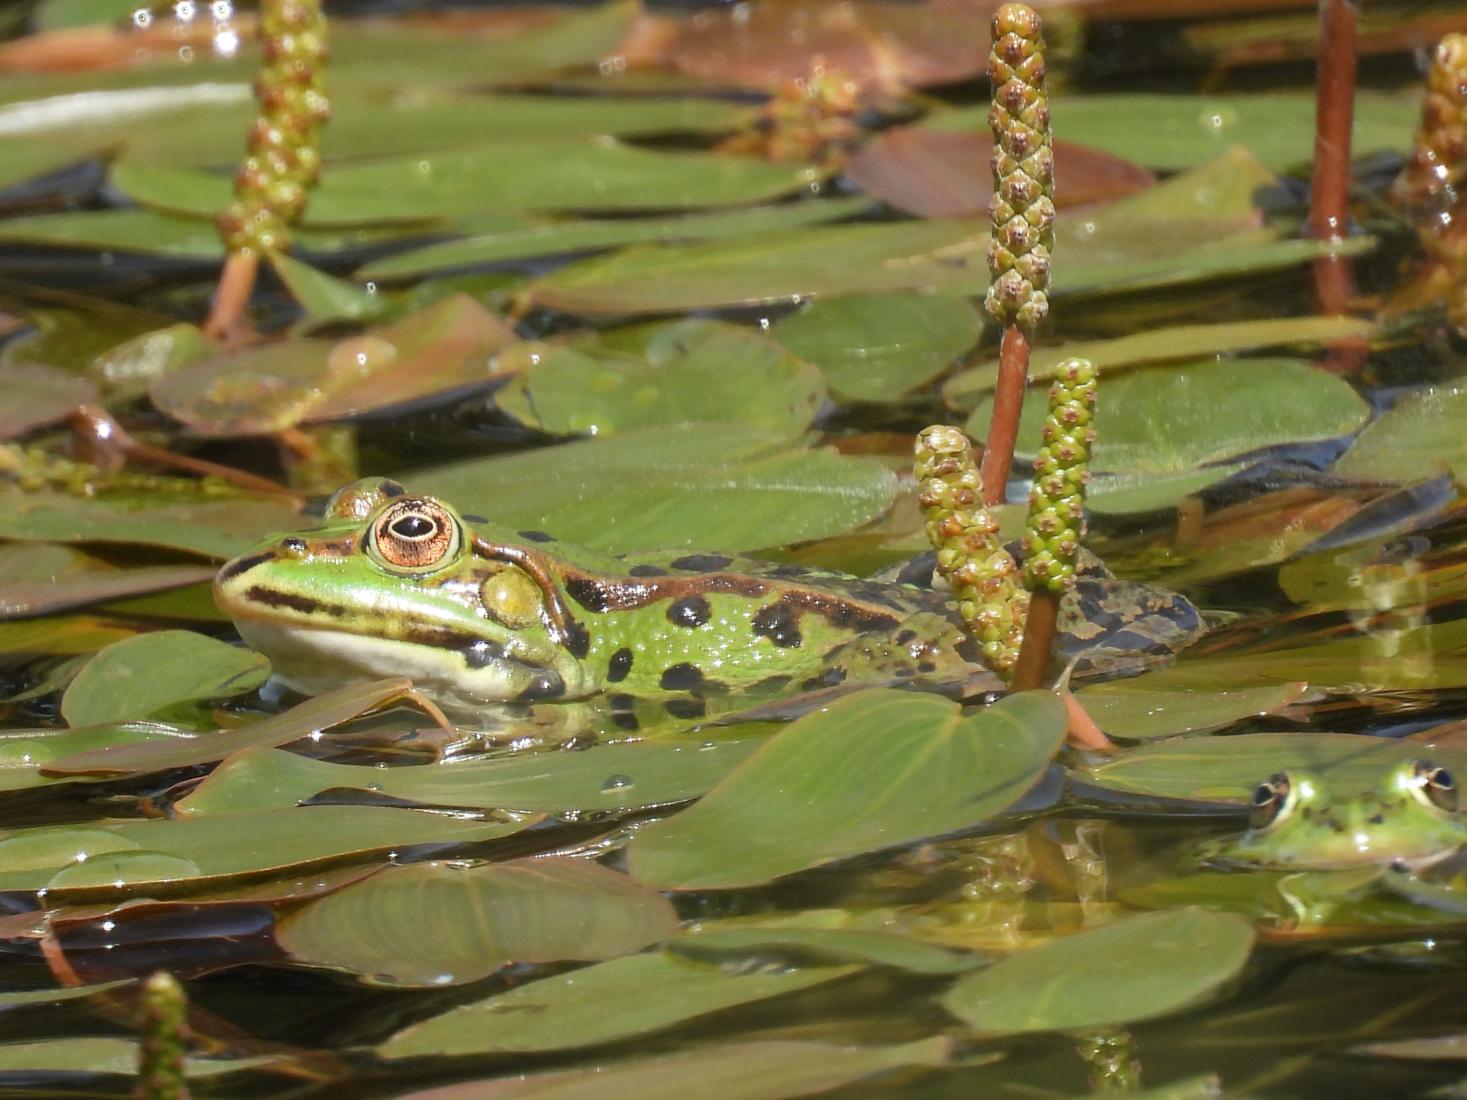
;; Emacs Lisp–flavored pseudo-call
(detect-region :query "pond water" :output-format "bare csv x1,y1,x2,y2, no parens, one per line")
0,0,1465,1096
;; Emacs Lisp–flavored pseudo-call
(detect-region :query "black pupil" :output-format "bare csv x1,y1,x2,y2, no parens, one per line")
1434,767,1455,790
391,515,435,539
1252,784,1273,806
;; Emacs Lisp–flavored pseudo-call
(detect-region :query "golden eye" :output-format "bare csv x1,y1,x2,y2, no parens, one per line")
368,499,460,571
1411,760,1458,814
1249,773,1291,829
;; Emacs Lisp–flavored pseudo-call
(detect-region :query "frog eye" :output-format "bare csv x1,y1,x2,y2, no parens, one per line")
1410,760,1458,814
368,499,461,571
1249,774,1292,829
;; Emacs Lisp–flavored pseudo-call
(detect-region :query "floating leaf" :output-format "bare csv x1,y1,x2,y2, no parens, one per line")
0,361,95,440
151,294,518,435
0,722,190,793
380,950,861,1059
847,127,1154,219
393,1037,953,1100
941,908,1254,1034
627,690,1066,889
113,140,827,226
0,491,302,559
176,736,767,816
89,322,210,403
1073,680,1309,740
1078,732,1467,803
44,679,417,778
0,1037,267,1078
267,252,386,325
672,925,985,975
0,805,531,898
926,91,1415,171
60,629,268,727
966,358,1369,474
410,423,896,554
772,291,984,402
944,316,1379,408
0,544,213,620
277,858,679,986
498,320,825,439
357,199,869,281
1332,380,1467,483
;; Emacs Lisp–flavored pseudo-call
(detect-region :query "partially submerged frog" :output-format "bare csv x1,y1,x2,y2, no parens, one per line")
213,477,1203,716
1199,759,1467,871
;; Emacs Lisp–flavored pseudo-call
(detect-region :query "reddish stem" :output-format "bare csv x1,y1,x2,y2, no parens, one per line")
203,250,260,343
979,324,1031,507
1309,0,1368,373
1011,586,1059,692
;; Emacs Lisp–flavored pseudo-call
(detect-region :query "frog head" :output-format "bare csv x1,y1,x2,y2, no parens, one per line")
1199,758,1466,870
212,478,597,707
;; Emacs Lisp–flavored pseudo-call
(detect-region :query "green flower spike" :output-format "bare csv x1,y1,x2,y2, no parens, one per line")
915,425,1029,674
1022,358,1097,593
135,971,190,1100
216,0,330,256
985,3,1055,335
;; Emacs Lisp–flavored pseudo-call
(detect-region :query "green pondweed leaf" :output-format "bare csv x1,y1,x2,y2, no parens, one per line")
0,544,213,620
1073,679,1310,740
1332,379,1467,483
941,908,1254,1034
277,858,679,986
0,362,95,441
627,689,1066,889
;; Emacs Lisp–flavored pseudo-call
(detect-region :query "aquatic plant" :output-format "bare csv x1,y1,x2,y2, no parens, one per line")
979,2,1054,505
205,0,330,340
134,971,189,1100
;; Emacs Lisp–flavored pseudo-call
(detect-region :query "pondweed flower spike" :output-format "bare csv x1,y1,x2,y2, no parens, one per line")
979,2,1054,506
205,0,330,341
916,425,1029,676
1011,357,1096,692
1391,33,1467,241
134,971,190,1100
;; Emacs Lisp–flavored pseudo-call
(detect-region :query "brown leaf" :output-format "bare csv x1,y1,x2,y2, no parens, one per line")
846,127,1156,218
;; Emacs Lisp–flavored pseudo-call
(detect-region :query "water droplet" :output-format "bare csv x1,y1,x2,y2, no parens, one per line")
132,8,153,28
178,45,194,62
174,0,197,21
601,774,634,793
699,741,717,751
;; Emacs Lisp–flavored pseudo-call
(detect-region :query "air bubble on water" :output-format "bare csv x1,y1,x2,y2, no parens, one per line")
699,740,717,751
175,1,197,21
178,45,194,62
213,28,239,56
133,8,153,28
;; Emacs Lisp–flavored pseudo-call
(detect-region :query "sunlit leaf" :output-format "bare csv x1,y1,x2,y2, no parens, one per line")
44,678,416,777
356,199,869,281
0,805,531,898
60,629,268,727
0,544,213,620
277,858,679,986
943,316,1379,408
1332,380,1467,483
113,140,828,226
772,291,984,402
393,1037,953,1100
151,294,519,435
941,908,1254,1033
0,361,95,441
498,320,825,439
926,91,1415,171
267,251,386,325
380,950,861,1058
175,736,768,816
1074,680,1309,740
0,490,301,559
1078,732,1467,803
409,423,897,554
627,690,1066,889
967,358,1368,475
0,722,189,792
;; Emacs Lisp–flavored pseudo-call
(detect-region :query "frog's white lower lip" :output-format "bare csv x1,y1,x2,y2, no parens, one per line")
232,620,567,707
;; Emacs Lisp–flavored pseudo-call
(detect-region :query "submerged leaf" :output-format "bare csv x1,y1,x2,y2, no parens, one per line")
277,858,679,986
627,690,1067,889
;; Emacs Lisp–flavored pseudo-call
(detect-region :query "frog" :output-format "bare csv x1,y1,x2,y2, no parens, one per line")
1198,758,1467,871
213,477,1205,718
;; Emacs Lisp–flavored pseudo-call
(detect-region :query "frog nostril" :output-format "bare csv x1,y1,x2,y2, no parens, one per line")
282,537,308,554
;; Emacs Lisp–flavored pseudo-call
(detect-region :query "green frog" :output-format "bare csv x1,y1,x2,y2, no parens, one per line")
1199,758,1467,871
213,477,1203,717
